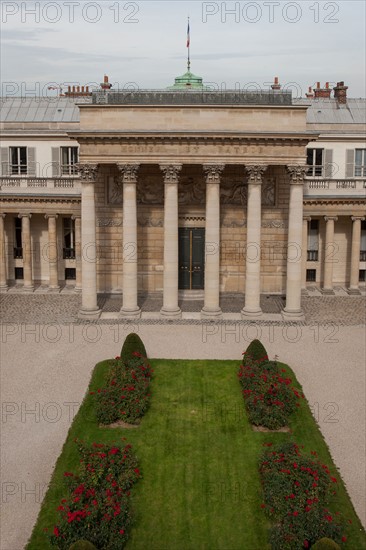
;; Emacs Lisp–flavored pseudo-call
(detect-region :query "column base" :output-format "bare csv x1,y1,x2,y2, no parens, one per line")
78,307,101,320
321,288,335,295
74,286,82,294
47,286,60,293
160,306,182,319
119,307,141,319
0,284,8,293
241,307,262,319
301,288,308,296
23,285,34,292
201,306,222,320
347,287,361,295
282,308,305,321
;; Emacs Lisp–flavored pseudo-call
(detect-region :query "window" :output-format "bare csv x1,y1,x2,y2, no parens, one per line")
355,149,366,177
359,270,366,282
306,269,316,282
63,217,75,259
361,220,366,262
14,218,22,258
10,147,27,175
14,267,24,279
65,268,76,280
307,149,324,177
61,147,78,175
307,220,319,261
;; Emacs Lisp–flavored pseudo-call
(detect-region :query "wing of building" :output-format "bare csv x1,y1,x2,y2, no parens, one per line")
0,75,365,319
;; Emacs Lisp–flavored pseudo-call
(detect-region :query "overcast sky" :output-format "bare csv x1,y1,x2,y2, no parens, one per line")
1,0,365,97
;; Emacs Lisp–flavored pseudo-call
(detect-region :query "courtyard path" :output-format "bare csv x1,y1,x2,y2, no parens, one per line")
0,296,365,548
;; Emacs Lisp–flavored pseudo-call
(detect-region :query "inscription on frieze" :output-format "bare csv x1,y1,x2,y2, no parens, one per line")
108,174,276,206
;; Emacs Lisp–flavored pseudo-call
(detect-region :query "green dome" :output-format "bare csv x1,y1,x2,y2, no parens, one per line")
168,70,206,90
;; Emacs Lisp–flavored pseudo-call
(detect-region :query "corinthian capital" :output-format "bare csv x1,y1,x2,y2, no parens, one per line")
245,165,267,184
76,163,99,182
203,164,225,183
287,165,307,184
117,163,140,184
160,164,182,184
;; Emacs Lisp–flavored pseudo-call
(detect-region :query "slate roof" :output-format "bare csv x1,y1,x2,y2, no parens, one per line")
0,97,90,123
1,95,365,126
295,98,366,125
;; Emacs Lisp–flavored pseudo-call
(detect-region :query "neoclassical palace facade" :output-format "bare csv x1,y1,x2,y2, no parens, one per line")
0,77,365,319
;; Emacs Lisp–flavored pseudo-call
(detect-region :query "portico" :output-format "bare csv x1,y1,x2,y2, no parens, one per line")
69,89,318,320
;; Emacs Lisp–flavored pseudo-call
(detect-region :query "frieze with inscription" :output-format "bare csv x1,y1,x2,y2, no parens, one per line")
108,175,276,206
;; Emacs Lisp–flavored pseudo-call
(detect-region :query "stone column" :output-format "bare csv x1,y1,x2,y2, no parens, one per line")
73,215,82,292
0,214,8,292
160,164,182,318
45,214,60,291
302,216,311,293
241,165,267,318
348,216,365,294
322,216,338,294
201,164,225,319
19,213,33,291
283,166,306,319
118,164,141,318
77,164,101,319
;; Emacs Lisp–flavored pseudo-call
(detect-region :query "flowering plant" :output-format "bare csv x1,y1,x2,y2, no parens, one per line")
49,441,141,549
93,354,153,425
238,356,302,429
259,441,346,549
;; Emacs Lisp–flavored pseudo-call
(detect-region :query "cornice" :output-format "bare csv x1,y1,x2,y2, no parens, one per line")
303,198,366,206
69,132,316,146
0,196,81,204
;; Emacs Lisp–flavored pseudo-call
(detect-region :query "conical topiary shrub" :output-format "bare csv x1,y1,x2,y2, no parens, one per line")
243,339,268,363
311,538,341,550
120,332,147,361
68,541,98,550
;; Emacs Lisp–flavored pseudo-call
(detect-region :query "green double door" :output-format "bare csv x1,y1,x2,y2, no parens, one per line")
178,228,205,290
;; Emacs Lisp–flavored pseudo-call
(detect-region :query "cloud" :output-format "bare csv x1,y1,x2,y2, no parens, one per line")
1,28,58,42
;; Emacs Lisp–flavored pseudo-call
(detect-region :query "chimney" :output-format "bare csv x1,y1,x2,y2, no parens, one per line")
68,85,71,93
86,86,89,92
100,74,112,90
271,76,281,91
333,81,348,104
306,86,314,98
314,81,332,99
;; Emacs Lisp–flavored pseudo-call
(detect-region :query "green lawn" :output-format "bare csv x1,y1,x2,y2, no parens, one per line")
27,359,366,550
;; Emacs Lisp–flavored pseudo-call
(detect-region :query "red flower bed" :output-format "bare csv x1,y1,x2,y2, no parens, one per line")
49,440,141,549
238,355,302,429
259,441,347,549
94,354,153,425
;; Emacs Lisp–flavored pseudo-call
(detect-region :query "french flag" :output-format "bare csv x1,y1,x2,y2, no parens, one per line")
186,20,190,48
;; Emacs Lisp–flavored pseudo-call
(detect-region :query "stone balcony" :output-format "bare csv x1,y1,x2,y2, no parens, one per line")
304,178,366,198
0,177,81,195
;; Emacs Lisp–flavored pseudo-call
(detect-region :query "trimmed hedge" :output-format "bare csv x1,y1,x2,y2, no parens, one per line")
94,355,153,425
238,357,301,429
311,538,341,550
120,333,147,361
259,441,347,550
68,541,98,550
243,339,268,363
49,441,141,549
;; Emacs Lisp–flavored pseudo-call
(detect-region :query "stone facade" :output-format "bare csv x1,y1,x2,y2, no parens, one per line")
0,91,365,319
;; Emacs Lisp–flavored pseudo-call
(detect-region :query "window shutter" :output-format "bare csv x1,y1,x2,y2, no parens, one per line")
324,149,333,178
345,149,354,178
51,147,60,177
27,147,36,176
0,148,9,176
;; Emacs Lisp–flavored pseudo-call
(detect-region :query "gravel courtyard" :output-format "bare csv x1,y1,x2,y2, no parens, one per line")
0,294,365,549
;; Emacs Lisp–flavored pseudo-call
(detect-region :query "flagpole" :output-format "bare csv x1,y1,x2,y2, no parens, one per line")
187,17,190,72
